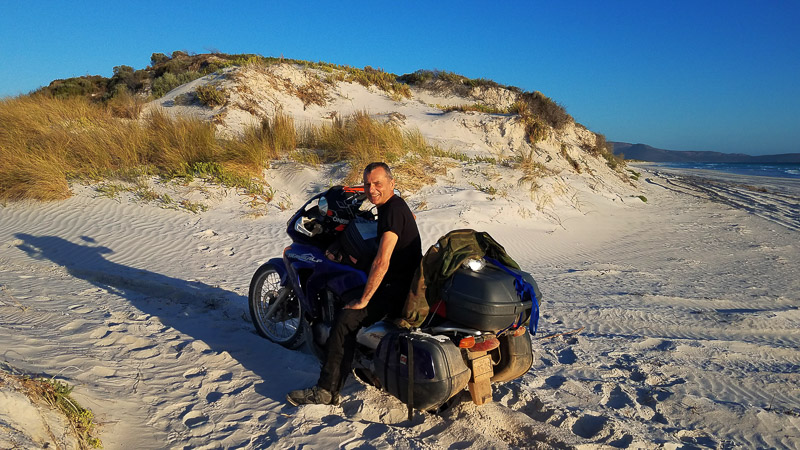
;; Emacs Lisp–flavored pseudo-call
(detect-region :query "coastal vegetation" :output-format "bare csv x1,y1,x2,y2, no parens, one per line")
0,95,440,201
1,51,623,202
0,367,102,449
32,52,573,133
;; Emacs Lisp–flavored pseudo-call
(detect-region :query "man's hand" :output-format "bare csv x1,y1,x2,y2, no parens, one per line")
344,298,369,310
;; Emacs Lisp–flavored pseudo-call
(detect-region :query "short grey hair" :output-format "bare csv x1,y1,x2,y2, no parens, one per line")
363,162,393,181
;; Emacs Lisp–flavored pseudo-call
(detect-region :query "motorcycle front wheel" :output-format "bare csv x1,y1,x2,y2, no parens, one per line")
248,264,306,349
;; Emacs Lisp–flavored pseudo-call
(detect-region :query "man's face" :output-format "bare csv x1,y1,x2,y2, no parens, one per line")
364,167,395,206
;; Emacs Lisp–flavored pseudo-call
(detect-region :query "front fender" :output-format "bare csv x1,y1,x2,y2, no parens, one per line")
258,258,288,284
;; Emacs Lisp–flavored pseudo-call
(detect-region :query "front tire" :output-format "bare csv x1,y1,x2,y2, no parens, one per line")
248,264,306,349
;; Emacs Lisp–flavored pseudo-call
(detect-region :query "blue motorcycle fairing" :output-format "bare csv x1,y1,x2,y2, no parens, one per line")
263,257,287,281
283,242,368,317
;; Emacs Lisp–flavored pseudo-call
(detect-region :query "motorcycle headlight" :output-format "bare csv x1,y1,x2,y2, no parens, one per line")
464,258,485,271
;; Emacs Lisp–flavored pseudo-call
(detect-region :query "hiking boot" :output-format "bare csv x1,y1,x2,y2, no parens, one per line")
286,386,337,406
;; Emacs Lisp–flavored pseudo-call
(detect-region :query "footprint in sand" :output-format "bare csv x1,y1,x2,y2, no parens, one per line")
207,369,233,383
183,367,206,379
569,413,634,446
205,391,224,403
545,375,567,389
557,348,577,364
601,384,634,409
194,229,219,239
571,413,608,439
181,409,209,429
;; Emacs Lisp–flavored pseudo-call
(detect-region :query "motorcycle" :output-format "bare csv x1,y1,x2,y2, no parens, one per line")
248,185,540,411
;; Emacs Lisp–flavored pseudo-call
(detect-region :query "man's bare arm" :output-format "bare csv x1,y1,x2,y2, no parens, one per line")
344,231,398,310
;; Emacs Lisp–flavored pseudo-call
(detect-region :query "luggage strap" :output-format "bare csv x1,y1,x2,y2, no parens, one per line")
485,257,539,336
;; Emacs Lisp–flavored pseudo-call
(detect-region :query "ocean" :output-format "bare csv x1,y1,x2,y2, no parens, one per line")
657,162,800,180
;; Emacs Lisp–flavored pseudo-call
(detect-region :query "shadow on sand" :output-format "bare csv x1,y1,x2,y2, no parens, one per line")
13,233,312,402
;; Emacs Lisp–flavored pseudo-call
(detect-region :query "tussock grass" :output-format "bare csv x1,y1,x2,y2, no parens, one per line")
1,95,443,201
145,109,219,171
106,88,145,119
0,153,71,201
514,148,556,192
439,103,509,114
297,112,445,185
224,111,296,169
301,111,423,183
0,95,267,201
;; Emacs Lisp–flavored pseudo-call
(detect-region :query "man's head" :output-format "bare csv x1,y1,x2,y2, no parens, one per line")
363,162,395,206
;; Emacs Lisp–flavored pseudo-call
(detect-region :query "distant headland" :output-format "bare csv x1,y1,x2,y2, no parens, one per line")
612,142,800,164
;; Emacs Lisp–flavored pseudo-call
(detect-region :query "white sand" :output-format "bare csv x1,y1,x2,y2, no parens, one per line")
1,164,798,448
2,64,799,448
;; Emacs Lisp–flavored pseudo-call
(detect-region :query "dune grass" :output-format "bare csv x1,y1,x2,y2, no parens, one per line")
0,94,444,201
0,95,277,201
299,111,439,184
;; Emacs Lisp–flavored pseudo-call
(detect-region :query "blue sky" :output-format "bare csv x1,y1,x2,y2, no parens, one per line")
1,1,798,155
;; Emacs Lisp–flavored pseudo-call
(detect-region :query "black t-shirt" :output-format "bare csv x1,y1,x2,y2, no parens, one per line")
377,195,422,287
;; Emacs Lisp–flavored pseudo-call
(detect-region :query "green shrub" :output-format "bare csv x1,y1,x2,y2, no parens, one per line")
151,52,170,66
180,199,208,213
107,65,148,97
590,133,624,170
517,91,572,130
195,84,228,107
469,182,498,196
35,75,108,99
151,71,204,98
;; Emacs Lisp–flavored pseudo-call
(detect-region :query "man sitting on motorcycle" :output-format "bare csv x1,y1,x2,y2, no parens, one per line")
287,162,423,406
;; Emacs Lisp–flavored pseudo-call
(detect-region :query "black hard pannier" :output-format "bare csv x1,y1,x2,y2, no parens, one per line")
373,331,470,411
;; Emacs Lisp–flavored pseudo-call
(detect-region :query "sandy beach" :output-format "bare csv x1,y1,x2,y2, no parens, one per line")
1,160,798,448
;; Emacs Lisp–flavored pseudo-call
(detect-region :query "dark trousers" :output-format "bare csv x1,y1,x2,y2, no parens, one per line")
317,281,405,394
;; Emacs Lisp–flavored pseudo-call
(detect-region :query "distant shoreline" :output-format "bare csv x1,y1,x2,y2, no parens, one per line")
642,161,800,180
633,162,800,231
632,162,800,189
